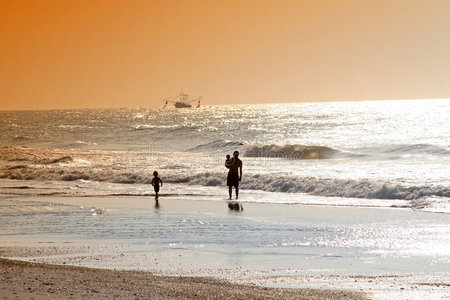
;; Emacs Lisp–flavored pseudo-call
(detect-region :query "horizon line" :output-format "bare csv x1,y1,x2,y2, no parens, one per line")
0,98,448,112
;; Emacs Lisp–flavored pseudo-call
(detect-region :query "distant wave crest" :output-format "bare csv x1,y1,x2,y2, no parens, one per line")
0,146,73,164
242,143,450,160
355,144,450,158
187,140,245,152
244,144,338,159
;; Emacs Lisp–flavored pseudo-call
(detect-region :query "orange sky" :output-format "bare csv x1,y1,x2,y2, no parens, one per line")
1,0,450,110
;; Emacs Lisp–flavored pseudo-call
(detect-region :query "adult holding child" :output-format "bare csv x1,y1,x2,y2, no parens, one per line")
225,151,242,200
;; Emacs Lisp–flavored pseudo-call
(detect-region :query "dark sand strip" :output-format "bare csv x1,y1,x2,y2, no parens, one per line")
0,258,367,299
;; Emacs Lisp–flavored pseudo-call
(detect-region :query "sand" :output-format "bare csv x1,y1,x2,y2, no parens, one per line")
1,195,449,299
0,258,367,300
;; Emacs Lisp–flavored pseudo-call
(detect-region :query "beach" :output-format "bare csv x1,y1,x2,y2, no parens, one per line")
1,101,449,299
0,258,366,300
1,194,449,299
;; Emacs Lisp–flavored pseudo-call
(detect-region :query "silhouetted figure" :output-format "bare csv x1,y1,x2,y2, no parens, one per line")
225,151,242,200
151,171,163,202
225,154,234,168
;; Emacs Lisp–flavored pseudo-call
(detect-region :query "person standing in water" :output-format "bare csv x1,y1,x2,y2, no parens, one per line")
151,171,163,201
226,151,242,200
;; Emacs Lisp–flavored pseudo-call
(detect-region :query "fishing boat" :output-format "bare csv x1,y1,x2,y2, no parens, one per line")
163,93,202,109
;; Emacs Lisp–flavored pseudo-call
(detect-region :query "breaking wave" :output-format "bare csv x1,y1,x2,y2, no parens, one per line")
0,147,73,165
1,145,449,206
187,141,338,159
168,172,450,201
244,144,338,159
187,142,450,161
0,165,153,184
2,162,448,201
187,140,245,152
239,143,450,160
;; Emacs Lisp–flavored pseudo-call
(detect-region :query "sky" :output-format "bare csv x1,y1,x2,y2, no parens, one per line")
1,0,450,110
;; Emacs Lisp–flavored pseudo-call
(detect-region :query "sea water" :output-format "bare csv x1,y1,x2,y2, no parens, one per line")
1,99,449,210
1,100,450,297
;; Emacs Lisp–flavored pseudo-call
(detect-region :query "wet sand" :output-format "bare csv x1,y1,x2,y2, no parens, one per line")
1,195,449,299
0,258,366,300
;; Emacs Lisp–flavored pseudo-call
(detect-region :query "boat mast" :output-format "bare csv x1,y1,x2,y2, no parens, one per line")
180,93,189,103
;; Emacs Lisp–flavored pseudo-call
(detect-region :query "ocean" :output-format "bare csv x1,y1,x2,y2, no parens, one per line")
1,99,450,298
1,99,449,212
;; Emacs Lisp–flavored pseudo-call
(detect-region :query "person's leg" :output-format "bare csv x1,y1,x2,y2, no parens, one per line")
235,186,239,199
228,186,232,199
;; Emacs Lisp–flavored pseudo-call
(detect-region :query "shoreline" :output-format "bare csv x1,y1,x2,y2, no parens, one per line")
0,258,367,300
1,195,450,299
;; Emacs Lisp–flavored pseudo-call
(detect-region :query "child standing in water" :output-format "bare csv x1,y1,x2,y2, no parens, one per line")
151,171,163,201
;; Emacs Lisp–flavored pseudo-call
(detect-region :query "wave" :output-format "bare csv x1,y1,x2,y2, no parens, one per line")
0,185,31,189
243,143,450,160
168,173,450,201
241,143,450,161
5,165,28,170
187,140,245,152
1,164,449,201
244,144,338,159
132,124,181,130
12,135,31,141
354,144,450,157
41,156,74,164
188,142,339,159
1,146,449,203
3,159,445,201
0,167,145,184
0,147,74,165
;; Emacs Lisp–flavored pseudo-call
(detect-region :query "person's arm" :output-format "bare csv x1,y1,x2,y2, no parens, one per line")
151,178,154,186
239,163,242,181
225,158,234,168
160,178,163,186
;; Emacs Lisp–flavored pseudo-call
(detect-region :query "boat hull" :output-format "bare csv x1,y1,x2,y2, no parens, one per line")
174,102,192,108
